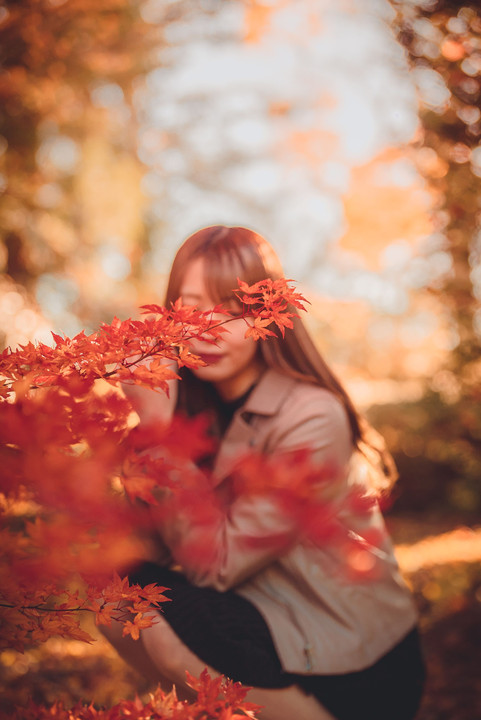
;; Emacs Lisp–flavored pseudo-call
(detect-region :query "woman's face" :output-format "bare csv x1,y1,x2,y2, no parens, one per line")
179,257,265,401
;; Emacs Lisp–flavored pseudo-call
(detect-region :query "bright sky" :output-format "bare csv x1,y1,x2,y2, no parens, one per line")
136,0,429,311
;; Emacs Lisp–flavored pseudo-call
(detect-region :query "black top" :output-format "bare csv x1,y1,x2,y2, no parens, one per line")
175,367,258,471
215,383,255,436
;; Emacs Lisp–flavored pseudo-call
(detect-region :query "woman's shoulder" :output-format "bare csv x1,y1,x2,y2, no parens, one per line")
254,370,352,462
289,377,347,411
282,377,350,438
266,369,349,423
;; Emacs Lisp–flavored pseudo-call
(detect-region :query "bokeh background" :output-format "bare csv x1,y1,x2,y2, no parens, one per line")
1,0,481,718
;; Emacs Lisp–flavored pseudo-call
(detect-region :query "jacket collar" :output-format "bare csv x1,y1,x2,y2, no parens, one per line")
241,368,297,417
211,369,297,484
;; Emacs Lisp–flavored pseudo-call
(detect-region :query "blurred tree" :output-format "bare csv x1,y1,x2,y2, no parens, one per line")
0,0,184,347
390,0,481,377
370,1,481,517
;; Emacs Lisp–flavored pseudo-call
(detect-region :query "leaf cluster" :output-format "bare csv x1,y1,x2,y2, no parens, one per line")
0,279,314,652
234,277,308,340
9,669,261,719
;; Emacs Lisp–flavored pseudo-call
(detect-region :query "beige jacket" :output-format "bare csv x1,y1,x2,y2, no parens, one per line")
156,368,418,675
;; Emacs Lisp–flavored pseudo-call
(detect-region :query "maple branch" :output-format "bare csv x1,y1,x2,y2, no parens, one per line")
96,313,245,379
0,602,86,613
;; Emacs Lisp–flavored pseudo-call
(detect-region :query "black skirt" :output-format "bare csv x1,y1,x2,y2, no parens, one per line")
129,562,425,720
129,562,288,687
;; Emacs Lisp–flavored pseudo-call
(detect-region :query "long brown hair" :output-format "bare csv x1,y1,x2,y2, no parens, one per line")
165,225,396,492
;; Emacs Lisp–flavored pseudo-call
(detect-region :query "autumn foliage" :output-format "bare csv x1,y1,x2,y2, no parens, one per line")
9,669,262,719
0,278,320,716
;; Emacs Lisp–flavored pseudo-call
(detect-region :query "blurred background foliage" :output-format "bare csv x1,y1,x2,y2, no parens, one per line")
374,0,481,520
0,0,480,519
0,0,160,335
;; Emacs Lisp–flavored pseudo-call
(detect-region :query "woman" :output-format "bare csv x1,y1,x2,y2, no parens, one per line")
103,226,425,720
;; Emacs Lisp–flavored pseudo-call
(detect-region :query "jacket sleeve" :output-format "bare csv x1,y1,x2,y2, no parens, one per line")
159,490,300,590
158,388,353,591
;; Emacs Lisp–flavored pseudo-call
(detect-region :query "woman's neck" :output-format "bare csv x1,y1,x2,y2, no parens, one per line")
213,359,266,402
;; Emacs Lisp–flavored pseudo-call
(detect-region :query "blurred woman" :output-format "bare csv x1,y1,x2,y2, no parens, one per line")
103,225,425,720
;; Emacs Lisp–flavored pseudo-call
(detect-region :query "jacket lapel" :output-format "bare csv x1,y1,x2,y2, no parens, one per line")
212,369,297,485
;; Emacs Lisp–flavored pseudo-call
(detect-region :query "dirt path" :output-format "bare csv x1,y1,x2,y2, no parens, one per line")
390,520,481,720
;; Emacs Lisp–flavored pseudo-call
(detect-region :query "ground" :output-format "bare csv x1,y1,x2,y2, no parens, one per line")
1,515,480,719
390,517,481,720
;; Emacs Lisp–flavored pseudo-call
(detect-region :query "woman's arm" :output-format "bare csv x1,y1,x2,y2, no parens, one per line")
161,491,300,590
123,358,178,426
157,388,353,591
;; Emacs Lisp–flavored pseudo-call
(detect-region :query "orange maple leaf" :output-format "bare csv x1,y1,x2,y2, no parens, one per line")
122,611,157,640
